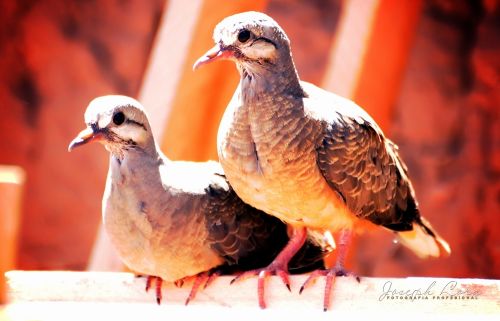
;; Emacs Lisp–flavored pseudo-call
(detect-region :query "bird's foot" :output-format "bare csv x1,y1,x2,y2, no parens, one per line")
299,267,360,311
224,227,306,309
230,226,307,309
145,275,163,304
230,262,291,309
184,270,222,306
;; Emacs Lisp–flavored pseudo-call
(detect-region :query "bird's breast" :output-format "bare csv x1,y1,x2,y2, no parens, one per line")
219,111,353,231
102,159,223,281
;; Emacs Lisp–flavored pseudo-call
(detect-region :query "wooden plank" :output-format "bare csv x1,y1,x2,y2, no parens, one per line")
322,0,423,132
322,0,380,99
138,0,205,141
353,0,423,132
4,271,499,316
0,166,25,304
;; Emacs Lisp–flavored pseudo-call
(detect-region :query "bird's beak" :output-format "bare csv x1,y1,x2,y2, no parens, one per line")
68,126,103,152
193,44,234,70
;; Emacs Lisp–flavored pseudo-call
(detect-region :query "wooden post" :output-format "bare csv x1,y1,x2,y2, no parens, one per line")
322,0,423,133
0,166,25,304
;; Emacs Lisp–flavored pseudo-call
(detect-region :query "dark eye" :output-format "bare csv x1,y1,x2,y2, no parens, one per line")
237,29,251,43
113,111,125,126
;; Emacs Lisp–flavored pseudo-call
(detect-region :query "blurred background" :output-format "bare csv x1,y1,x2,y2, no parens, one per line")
0,0,498,284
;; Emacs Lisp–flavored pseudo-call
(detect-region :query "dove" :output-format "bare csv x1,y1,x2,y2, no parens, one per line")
68,95,329,305
194,11,451,310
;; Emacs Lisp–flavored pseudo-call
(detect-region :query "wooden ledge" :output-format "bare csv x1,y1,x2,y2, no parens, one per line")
3,271,499,319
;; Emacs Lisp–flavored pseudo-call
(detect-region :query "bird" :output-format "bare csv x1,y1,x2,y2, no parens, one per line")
193,11,451,310
68,95,330,305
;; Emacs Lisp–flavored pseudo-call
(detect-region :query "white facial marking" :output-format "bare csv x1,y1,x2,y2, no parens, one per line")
241,40,276,60
110,124,146,145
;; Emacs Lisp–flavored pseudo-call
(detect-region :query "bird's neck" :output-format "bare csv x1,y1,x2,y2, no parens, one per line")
236,61,305,132
108,143,166,187
238,56,305,114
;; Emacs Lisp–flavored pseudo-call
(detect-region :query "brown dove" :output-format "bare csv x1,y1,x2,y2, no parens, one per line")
194,11,451,310
68,95,329,305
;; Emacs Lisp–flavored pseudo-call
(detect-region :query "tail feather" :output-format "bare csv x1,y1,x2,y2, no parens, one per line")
396,217,451,259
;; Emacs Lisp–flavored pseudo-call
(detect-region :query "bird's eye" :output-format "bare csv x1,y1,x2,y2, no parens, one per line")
237,29,251,43
112,111,125,126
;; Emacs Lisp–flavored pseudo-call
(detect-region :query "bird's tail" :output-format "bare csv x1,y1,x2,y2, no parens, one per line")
396,217,451,259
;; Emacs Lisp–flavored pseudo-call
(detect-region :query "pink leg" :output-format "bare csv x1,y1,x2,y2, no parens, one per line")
333,228,352,271
231,226,307,309
300,230,360,311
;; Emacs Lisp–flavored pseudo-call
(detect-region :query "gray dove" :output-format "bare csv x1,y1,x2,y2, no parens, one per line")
68,95,329,305
194,11,451,310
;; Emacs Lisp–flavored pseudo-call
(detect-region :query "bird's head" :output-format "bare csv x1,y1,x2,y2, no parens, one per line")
68,95,154,158
193,11,292,75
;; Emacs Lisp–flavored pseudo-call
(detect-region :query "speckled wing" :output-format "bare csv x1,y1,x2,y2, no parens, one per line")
204,167,328,272
314,106,420,231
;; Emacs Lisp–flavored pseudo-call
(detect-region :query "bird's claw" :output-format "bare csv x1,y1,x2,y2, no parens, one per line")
275,270,291,292
300,267,360,311
231,265,290,309
144,275,163,305
299,269,327,294
184,270,222,306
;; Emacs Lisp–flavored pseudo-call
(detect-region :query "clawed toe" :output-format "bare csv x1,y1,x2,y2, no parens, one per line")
300,268,360,311
333,268,360,281
145,276,163,304
184,269,222,306
299,270,328,294
230,266,290,309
